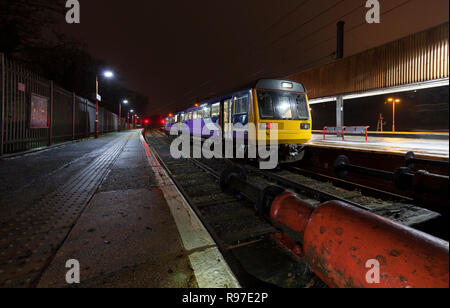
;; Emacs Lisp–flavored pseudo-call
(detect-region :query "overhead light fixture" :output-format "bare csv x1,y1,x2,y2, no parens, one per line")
343,78,449,100
308,96,338,105
308,78,448,104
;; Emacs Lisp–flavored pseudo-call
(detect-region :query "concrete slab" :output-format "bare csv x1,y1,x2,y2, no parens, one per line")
310,134,449,159
37,188,197,288
18,129,240,288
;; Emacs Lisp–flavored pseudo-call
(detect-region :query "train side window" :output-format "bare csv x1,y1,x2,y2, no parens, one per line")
211,103,220,117
193,109,198,120
234,95,249,114
202,106,211,118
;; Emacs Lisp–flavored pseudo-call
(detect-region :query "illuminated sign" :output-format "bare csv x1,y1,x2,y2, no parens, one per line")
18,82,26,92
30,94,49,129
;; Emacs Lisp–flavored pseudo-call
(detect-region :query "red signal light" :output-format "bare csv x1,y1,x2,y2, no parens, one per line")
161,119,166,125
144,119,150,125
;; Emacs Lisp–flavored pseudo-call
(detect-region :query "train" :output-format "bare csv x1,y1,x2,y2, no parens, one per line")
164,79,312,163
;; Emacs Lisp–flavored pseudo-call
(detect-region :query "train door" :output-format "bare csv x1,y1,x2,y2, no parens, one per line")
223,99,233,139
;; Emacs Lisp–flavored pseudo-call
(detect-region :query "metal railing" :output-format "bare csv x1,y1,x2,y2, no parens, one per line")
0,53,127,156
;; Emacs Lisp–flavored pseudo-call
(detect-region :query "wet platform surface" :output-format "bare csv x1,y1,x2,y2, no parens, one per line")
0,130,208,288
309,134,449,159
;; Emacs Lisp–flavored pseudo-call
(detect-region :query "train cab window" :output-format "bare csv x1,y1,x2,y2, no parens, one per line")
292,94,309,120
211,103,220,117
257,91,309,120
275,95,293,120
258,92,275,119
193,110,198,120
188,112,193,120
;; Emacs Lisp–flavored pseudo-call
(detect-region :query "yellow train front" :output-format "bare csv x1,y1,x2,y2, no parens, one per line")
249,79,312,163
166,79,312,163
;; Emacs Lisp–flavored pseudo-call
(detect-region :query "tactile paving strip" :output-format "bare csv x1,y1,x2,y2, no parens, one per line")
0,134,131,288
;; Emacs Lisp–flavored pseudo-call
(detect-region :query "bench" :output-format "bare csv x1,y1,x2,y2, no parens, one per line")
323,126,370,142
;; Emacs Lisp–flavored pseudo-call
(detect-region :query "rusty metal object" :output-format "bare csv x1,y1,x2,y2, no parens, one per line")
334,154,449,215
270,192,314,239
269,196,449,288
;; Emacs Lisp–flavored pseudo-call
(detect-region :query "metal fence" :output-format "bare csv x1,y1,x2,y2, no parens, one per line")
0,53,127,156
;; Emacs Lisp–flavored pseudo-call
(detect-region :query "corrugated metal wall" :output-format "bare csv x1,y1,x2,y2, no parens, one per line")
0,54,126,156
288,23,449,99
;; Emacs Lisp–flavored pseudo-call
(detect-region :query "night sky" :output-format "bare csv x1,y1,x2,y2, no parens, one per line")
60,0,449,116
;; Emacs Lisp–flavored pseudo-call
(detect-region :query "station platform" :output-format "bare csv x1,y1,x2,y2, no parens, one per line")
0,130,238,288
309,133,449,160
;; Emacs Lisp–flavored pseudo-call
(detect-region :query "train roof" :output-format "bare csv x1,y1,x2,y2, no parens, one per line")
175,79,306,115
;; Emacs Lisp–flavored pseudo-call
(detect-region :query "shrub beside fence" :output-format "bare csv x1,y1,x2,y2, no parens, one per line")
0,53,126,156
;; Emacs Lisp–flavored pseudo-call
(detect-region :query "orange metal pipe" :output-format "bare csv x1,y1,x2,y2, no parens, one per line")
270,193,449,288
271,192,314,239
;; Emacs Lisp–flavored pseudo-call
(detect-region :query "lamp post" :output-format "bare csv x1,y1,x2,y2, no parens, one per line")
95,71,114,138
386,98,401,133
119,99,128,132
130,109,135,129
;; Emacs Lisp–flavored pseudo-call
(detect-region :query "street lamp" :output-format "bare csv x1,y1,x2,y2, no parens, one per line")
386,98,401,132
119,99,128,132
95,70,114,138
129,110,135,129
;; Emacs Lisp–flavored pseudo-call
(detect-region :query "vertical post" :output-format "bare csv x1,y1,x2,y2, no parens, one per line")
72,92,76,140
85,99,89,138
95,76,99,139
392,103,396,133
336,95,344,128
48,81,53,146
118,103,122,132
1,53,5,156
127,112,130,130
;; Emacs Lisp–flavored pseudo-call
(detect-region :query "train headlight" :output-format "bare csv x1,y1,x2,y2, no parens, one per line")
301,123,311,130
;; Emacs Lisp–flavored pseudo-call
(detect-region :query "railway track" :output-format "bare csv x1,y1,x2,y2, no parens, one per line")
144,130,445,288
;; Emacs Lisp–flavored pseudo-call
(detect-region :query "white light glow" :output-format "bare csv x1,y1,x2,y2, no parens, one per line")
343,78,449,100
103,71,114,78
282,82,293,89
